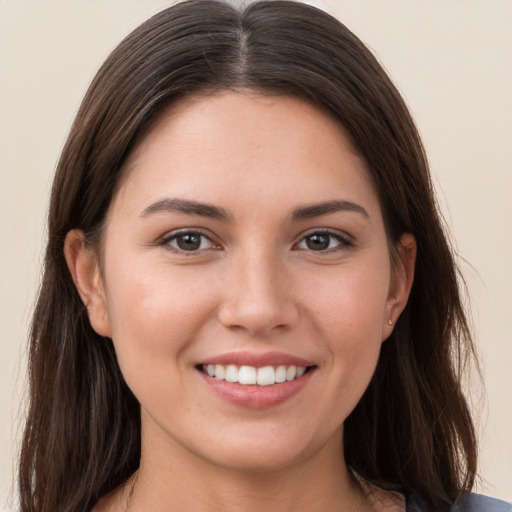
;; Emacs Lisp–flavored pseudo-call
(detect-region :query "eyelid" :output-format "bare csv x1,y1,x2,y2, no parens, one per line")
160,228,221,252
294,228,354,251
157,227,353,254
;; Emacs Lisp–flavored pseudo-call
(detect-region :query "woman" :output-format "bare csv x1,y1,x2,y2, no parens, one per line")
18,1,511,511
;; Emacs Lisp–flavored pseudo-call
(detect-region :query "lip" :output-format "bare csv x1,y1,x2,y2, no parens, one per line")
197,350,315,368
196,351,317,409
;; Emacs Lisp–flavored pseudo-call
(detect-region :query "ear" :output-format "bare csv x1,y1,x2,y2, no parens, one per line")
382,233,416,340
64,229,112,337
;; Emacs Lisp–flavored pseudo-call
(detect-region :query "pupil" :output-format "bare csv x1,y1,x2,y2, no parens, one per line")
177,233,201,251
307,234,329,250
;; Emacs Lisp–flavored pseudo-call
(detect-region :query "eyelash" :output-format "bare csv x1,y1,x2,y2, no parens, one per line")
160,229,219,253
294,229,353,253
160,228,353,254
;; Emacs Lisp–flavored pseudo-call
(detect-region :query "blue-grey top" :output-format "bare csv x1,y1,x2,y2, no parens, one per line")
407,493,512,511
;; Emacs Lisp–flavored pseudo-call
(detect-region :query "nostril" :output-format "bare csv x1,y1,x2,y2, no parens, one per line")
217,304,299,336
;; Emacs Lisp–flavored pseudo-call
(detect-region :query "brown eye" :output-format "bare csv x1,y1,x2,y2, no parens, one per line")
166,231,214,252
296,230,351,252
304,233,330,251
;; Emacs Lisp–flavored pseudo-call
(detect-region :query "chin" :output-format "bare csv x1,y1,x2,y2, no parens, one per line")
206,445,311,474
191,423,337,475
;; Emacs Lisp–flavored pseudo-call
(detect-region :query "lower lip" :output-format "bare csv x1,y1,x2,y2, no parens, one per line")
197,369,315,409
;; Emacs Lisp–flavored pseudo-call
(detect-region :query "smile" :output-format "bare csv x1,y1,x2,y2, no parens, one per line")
201,364,307,386
196,352,316,408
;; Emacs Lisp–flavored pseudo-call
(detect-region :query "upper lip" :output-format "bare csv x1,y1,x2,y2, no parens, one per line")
197,351,315,368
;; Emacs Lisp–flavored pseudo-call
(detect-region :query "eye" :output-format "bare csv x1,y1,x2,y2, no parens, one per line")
296,230,351,252
163,230,216,252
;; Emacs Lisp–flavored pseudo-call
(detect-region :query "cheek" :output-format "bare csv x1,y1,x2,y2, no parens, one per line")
103,259,219,381
299,259,390,403
303,258,390,337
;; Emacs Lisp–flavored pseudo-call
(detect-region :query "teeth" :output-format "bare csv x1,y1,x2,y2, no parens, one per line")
275,365,287,383
239,365,257,385
257,366,275,386
286,365,297,381
225,364,238,383
214,364,225,380
202,364,308,385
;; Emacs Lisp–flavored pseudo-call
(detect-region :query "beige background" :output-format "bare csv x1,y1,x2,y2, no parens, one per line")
1,0,510,509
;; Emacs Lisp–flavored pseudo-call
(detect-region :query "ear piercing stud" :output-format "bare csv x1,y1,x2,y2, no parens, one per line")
388,319,393,325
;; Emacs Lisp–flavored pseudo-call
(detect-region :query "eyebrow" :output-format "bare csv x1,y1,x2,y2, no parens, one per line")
291,200,369,221
140,197,369,223
140,198,232,221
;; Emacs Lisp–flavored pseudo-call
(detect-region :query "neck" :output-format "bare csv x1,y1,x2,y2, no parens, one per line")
128,420,367,512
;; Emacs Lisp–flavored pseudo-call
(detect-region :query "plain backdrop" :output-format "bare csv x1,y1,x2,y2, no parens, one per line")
1,0,511,509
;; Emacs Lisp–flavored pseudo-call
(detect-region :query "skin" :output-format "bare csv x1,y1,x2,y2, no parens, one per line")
65,92,416,511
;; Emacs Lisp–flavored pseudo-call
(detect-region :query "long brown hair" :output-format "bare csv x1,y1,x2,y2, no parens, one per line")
19,1,477,510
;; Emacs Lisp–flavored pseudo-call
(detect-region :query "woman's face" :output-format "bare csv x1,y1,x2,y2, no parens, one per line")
69,92,414,473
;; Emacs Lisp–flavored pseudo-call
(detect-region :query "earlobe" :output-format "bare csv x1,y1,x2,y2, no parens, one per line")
64,230,112,337
383,233,416,340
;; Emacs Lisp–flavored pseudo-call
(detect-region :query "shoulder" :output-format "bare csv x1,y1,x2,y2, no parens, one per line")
406,493,512,512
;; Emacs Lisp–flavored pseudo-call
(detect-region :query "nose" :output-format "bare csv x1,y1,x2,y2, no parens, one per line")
217,250,300,336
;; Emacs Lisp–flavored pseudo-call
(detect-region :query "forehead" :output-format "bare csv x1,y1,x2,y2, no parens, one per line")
113,91,379,219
